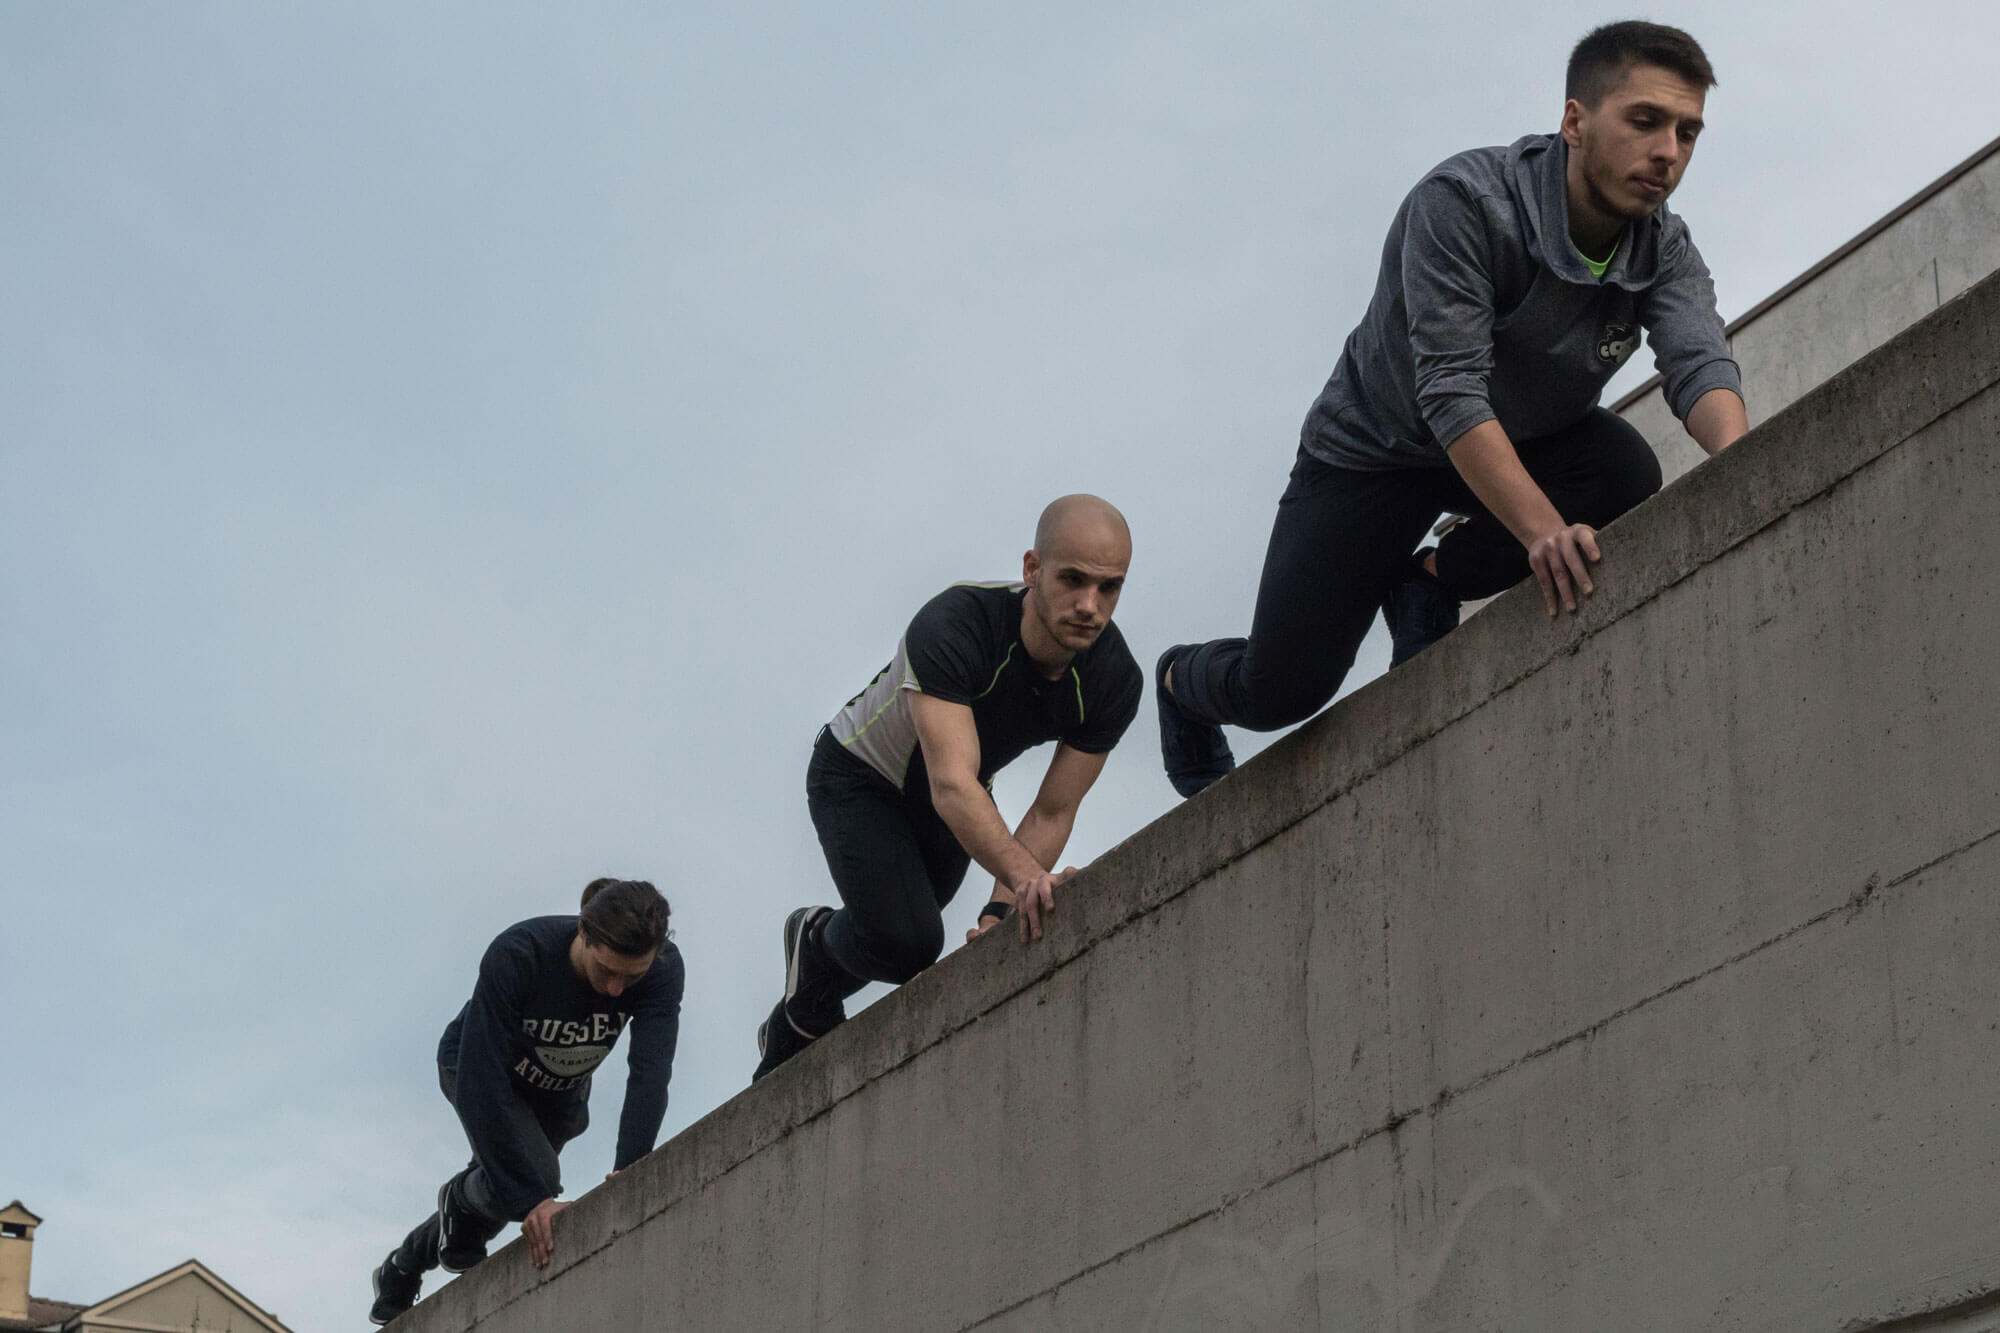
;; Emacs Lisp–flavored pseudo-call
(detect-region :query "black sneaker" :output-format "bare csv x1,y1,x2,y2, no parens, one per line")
369,1253,422,1325
753,997,812,1081
1383,552,1460,667
781,905,843,1034
1156,646,1234,798
436,1170,503,1274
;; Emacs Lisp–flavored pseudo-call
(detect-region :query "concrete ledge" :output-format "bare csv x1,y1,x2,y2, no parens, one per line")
1615,133,2000,484
401,267,2000,1331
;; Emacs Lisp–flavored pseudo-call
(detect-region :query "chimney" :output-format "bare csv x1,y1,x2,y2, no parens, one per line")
0,1201,39,1321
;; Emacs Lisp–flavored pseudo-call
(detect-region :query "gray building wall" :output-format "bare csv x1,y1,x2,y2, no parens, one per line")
397,267,2000,1330
1618,133,2000,482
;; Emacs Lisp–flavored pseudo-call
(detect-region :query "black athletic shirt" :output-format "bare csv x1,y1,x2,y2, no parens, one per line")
826,581,1142,796
437,914,684,1218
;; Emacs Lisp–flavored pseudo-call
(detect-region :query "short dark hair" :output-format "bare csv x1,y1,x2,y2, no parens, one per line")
578,878,670,956
1567,21,1716,108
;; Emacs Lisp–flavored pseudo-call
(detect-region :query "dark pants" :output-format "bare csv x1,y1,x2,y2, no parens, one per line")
810,729,972,991
1171,408,1661,730
390,1064,589,1273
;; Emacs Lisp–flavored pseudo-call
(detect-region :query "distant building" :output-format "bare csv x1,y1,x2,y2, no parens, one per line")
0,1202,292,1333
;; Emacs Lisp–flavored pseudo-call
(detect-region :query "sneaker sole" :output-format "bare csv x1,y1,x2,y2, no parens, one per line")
781,906,835,1038
370,1262,414,1325
1155,645,1234,797
781,908,812,1009
753,998,802,1082
436,1177,483,1276
784,904,840,1040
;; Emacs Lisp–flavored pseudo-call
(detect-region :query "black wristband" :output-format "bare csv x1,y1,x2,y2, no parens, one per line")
979,900,1013,922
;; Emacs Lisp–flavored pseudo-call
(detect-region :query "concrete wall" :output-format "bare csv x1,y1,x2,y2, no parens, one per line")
1618,133,2000,483
394,265,2000,1330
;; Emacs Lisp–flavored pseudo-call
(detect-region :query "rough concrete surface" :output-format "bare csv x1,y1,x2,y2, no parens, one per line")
1619,135,2000,484
396,270,2000,1332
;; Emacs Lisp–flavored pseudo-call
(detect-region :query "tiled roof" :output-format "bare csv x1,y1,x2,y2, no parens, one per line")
0,1296,89,1332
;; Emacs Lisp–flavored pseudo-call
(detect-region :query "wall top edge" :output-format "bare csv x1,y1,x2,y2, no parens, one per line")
1610,129,2000,413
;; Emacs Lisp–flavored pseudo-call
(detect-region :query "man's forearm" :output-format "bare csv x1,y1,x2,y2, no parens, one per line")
930,777,1049,891
613,1074,670,1171
989,803,1078,902
1445,419,1565,547
1685,387,1748,456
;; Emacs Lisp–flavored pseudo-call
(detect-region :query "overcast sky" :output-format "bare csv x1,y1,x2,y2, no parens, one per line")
5,3,1998,1328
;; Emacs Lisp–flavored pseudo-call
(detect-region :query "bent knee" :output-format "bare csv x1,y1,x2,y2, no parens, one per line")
875,946,941,985
1612,448,1663,514
1235,687,1332,733
863,920,945,984
1591,414,1664,518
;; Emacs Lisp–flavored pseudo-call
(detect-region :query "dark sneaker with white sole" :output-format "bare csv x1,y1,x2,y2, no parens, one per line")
752,907,846,1082
369,1253,422,1325
436,1169,504,1274
1156,646,1234,798
753,997,811,1081
782,905,841,1025
1383,551,1460,666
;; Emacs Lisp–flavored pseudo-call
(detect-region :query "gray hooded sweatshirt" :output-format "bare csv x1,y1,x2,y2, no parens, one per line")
1301,133,1740,471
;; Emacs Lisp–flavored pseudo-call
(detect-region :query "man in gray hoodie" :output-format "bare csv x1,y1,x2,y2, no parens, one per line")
1157,20,1749,797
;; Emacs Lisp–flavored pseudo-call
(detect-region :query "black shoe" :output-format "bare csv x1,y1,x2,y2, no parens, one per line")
369,1253,422,1325
436,1170,504,1275
1383,551,1460,667
781,905,844,1034
752,908,848,1083
1156,646,1234,798
753,997,813,1081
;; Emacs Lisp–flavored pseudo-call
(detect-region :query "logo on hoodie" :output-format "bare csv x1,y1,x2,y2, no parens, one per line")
1597,323,1639,366
536,1043,612,1078
510,1013,629,1089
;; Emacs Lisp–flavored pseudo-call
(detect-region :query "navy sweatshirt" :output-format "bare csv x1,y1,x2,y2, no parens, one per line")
437,915,683,1218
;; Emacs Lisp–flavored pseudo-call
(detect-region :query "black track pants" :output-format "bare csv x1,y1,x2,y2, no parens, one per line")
389,1065,587,1273
810,730,972,990
1170,408,1661,731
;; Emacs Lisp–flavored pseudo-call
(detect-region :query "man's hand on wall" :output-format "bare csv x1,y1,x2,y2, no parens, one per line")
1527,524,1601,616
523,1198,571,1269
1009,866,1077,941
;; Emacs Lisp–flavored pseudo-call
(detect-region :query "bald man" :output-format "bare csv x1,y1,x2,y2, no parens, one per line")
753,496,1142,1080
